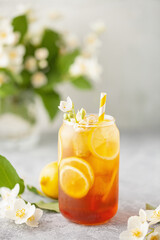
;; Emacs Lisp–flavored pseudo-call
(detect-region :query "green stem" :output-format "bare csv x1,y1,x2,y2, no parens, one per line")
145,228,155,239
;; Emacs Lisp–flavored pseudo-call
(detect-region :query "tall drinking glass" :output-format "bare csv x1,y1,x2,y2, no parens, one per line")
58,114,120,225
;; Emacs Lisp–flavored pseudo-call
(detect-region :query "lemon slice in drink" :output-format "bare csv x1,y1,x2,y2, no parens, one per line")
59,157,94,187
88,124,120,160
60,165,90,199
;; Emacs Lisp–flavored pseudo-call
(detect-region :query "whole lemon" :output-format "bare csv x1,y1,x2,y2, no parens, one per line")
39,161,58,199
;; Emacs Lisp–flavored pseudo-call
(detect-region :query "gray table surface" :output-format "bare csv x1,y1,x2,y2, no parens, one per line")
0,131,160,240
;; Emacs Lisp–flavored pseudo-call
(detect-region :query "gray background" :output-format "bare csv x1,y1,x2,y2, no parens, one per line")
0,0,160,131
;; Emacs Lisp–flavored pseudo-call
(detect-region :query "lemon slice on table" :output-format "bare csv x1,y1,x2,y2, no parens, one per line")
59,157,94,187
60,165,90,199
88,124,120,160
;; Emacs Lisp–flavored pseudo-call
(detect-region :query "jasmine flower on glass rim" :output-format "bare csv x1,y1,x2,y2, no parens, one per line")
58,96,73,113
76,108,86,122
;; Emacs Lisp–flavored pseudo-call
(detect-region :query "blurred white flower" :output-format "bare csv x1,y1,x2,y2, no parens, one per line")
0,184,19,201
9,65,23,74
0,47,9,67
6,198,35,224
0,72,8,87
38,60,48,69
0,19,17,46
83,33,101,56
29,30,43,46
64,33,79,51
91,20,106,35
6,45,25,65
69,56,89,76
146,205,160,225
86,57,102,82
49,11,63,20
119,216,149,240
70,56,102,82
25,56,37,73
58,96,73,112
31,71,47,88
35,48,49,60
16,5,37,23
147,226,160,240
26,208,43,227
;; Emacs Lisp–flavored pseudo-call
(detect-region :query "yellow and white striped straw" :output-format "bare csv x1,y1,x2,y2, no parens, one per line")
98,92,107,121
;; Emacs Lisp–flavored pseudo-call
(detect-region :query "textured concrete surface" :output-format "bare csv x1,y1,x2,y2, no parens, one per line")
0,131,160,240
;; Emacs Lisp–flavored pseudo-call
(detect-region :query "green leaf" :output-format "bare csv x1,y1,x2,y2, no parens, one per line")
43,71,61,91
34,201,60,212
0,68,22,84
58,49,79,74
0,83,18,98
41,29,60,62
20,70,31,87
146,203,155,210
12,15,28,42
27,185,46,197
0,155,25,194
36,90,60,120
71,76,92,89
24,42,35,58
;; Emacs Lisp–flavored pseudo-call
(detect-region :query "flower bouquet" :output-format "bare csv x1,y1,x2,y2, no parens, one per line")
0,8,104,145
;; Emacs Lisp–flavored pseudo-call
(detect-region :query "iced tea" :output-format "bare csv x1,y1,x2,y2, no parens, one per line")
58,114,120,225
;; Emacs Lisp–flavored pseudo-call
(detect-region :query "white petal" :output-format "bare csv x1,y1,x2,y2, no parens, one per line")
155,205,160,212
0,187,11,199
76,111,82,122
128,216,142,230
141,222,149,237
66,96,73,109
26,208,43,227
149,219,160,226
12,184,20,198
139,209,147,222
154,226,160,234
146,210,154,221
119,230,131,240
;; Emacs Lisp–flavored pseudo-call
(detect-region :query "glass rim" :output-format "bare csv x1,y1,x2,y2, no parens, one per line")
63,114,115,128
